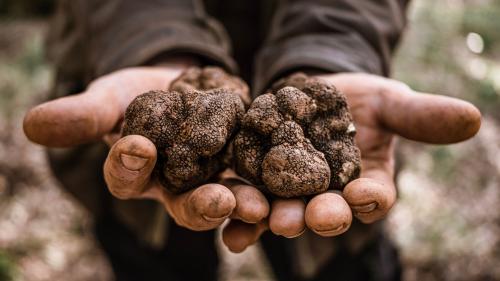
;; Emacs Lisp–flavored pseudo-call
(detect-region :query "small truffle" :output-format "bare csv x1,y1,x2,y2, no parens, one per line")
122,67,249,193
234,73,361,198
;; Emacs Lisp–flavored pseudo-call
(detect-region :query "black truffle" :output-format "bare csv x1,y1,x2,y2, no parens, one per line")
122,67,249,193
234,73,361,198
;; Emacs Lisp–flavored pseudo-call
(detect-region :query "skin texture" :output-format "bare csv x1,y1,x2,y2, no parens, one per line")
170,67,251,106
234,73,361,198
269,199,306,237
122,67,247,193
23,63,481,253
305,191,352,236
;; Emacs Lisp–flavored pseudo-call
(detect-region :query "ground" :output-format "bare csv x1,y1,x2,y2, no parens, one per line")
0,1,499,280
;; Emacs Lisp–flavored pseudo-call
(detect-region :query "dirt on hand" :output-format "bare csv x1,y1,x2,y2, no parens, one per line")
234,73,361,198
122,67,249,193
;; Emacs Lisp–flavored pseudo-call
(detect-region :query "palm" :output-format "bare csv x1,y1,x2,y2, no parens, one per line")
316,73,481,223
347,83,395,179
224,72,481,246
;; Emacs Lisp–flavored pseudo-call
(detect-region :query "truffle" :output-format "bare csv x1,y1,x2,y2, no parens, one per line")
122,67,249,193
234,73,361,198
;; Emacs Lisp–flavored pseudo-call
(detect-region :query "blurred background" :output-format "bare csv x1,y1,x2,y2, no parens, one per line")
0,0,499,280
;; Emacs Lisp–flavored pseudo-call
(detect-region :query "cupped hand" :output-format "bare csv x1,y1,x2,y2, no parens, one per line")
223,72,481,250
23,63,270,235
317,73,481,225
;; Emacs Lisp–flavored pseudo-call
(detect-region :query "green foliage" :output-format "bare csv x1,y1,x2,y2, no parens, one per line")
18,35,46,75
394,1,500,117
0,28,50,119
477,80,498,103
0,251,16,281
461,3,500,55
430,147,456,181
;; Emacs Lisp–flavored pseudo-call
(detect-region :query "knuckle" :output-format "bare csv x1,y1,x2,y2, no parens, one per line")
108,185,136,200
378,79,412,99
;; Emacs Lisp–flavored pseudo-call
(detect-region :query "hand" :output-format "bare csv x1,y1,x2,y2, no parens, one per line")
23,63,269,235
313,73,481,224
222,72,481,249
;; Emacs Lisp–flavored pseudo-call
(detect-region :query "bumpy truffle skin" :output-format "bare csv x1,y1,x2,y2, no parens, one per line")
122,67,248,193
170,66,251,106
234,73,361,198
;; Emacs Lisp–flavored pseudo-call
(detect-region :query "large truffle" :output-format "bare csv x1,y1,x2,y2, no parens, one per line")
234,73,361,198
122,67,249,193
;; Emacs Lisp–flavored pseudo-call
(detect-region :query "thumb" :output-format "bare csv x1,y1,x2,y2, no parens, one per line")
322,73,481,144
380,85,481,144
23,66,184,147
23,90,120,147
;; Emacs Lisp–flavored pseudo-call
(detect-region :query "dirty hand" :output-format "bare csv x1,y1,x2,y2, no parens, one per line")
23,63,269,233
223,72,481,249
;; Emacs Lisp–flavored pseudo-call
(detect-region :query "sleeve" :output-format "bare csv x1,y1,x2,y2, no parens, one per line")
46,0,236,97
44,0,236,246
253,0,410,95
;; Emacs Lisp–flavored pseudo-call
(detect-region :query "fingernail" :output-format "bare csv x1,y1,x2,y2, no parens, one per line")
351,202,378,213
202,212,231,222
229,246,247,254
283,228,306,238
120,154,148,171
313,223,349,236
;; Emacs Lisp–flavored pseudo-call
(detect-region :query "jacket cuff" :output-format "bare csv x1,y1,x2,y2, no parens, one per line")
253,34,383,96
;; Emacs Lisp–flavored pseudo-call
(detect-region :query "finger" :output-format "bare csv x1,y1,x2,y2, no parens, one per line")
305,192,352,237
163,183,236,231
379,83,481,144
229,184,270,223
269,198,306,238
222,220,268,253
217,171,270,223
23,92,121,147
343,160,397,224
343,178,395,224
23,67,181,147
103,135,157,200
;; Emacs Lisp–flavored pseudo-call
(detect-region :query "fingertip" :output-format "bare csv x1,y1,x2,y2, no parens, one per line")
343,178,396,224
104,135,157,199
222,220,265,253
23,99,99,147
435,97,482,143
383,91,483,144
232,185,270,223
165,183,235,231
458,102,481,141
23,106,40,142
114,135,157,165
269,199,306,238
191,183,236,221
222,223,248,253
305,192,352,237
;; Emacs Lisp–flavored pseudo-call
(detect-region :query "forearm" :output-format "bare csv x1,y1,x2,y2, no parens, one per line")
254,0,410,95
47,0,234,98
